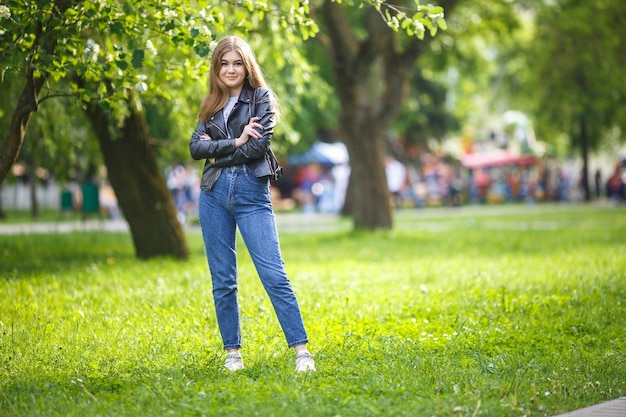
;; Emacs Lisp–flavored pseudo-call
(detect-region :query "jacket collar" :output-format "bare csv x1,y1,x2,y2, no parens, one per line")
237,85,254,105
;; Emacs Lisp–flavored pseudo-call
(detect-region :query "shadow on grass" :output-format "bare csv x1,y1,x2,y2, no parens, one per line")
1,232,137,278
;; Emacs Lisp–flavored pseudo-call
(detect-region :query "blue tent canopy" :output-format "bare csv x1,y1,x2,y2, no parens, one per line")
288,142,349,166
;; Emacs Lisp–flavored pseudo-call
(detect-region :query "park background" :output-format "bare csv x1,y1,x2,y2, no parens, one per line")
1,0,625,234
1,1,625,416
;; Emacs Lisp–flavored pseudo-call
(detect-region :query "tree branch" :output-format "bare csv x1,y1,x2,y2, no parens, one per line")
318,1,359,85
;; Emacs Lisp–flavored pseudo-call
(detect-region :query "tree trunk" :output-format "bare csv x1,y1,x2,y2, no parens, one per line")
28,160,39,219
317,0,458,229
0,72,45,185
344,120,392,228
83,98,189,259
0,0,73,185
579,116,591,201
0,184,5,219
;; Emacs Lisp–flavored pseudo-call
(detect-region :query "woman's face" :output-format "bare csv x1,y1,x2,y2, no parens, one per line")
219,50,246,96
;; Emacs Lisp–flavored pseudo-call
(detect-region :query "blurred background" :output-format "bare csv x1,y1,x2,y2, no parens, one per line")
1,0,624,249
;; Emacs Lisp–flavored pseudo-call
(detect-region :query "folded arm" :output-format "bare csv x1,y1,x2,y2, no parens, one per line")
213,89,276,167
189,121,237,160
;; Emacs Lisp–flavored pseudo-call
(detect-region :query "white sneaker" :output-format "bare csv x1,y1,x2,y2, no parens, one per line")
295,352,316,372
224,353,244,371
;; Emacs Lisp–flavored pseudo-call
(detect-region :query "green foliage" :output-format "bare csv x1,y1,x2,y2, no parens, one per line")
393,67,459,148
0,78,101,182
335,0,446,39
1,204,625,416
413,0,523,141
1,0,449,175
378,3,446,38
504,0,626,152
0,0,322,176
536,0,626,149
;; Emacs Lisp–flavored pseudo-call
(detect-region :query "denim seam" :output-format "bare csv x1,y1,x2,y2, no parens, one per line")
287,338,309,348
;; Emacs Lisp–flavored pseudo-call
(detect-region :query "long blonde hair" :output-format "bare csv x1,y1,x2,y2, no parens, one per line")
197,36,278,121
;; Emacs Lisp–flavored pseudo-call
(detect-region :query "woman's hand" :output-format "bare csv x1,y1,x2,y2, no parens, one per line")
235,117,263,147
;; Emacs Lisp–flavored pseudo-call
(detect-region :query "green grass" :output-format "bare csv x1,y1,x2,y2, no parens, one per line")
1,209,85,224
1,204,625,416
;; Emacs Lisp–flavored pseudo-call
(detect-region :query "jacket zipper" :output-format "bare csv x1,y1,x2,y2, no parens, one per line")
208,169,222,190
208,121,227,138
205,106,236,190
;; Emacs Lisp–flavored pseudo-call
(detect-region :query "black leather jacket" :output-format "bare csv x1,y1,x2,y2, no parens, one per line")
189,85,276,190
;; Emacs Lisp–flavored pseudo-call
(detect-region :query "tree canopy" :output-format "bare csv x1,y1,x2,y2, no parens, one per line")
0,0,447,256
0,0,443,181
528,0,626,148
501,0,626,199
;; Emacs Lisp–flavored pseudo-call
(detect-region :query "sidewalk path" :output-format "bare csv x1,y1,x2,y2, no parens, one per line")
1,203,620,236
552,397,626,417
0,213,350,235
0,219,129,235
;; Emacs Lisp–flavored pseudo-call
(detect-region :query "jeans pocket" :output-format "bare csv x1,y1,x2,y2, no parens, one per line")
244,169,270,187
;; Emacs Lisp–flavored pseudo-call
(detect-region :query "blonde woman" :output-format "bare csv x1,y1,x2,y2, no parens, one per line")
189,36,315,372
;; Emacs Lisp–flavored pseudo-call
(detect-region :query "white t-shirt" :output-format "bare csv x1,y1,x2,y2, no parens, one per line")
223,96,238,122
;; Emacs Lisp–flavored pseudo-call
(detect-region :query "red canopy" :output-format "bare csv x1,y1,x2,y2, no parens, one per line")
460,150,536,169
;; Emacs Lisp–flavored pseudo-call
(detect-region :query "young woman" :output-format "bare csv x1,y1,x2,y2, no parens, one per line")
189,36,315,372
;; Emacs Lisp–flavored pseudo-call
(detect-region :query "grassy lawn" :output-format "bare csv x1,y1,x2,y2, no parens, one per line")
1,204,625,416
0,209,85,224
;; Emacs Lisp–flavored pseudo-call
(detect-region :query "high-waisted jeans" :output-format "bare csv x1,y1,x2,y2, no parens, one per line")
198,165,309,349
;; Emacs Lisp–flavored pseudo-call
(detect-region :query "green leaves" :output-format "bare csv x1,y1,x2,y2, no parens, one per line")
0,0,449,186
524,0,626,151
375,1,448,39
0,0,318,102
131,49,144,69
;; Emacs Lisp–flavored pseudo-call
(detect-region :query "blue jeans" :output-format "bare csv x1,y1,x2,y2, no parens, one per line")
198,165,309,349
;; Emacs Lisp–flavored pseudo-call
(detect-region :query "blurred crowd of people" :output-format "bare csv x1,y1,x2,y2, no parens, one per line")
79,155,626,224
267,154,626,214
605,162,626,201
165,163,201,223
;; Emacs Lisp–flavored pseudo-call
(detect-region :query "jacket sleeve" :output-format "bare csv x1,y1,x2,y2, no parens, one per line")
213,89,276,167
189,120,237,160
